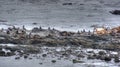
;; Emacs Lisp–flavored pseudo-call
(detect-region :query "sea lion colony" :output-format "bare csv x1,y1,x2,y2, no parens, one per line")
0,25,120,47
0,25,120,64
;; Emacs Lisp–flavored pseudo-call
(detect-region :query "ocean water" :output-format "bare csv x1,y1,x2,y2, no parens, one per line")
0,0,120,32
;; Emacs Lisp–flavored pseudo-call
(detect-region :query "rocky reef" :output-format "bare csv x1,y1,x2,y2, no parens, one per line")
0,26,120,50
0,26,120,66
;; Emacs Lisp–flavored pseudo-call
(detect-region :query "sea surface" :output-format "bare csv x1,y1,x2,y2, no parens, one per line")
0,0,120,32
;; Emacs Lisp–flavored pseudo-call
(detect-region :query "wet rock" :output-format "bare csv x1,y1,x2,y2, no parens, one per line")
114,57,120,63
99,55,105,60
63,3,73,5
72,59,84,63
98,51,106,55
110,10,120,15
15,57,20,60
42,54,47,57
24,55,28,59
6,52,14,56
32,22,37,25
51,60,56,63
0,50,5,56
95,54,102,59
104,56,112,62
29,57,33,60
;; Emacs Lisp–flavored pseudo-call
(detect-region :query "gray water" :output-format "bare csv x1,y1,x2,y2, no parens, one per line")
0,0,120,32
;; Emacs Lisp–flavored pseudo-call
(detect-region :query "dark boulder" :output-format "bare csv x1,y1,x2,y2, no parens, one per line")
24,54,28,59
32,22,37,25
114,57,120,63
110,10,120,15
51,60,56,63
15,57,20,60
104,56,112,62
42,54,47,57
0,51,5,56
6,52,15,56
63,3,73,5
29,57,32,60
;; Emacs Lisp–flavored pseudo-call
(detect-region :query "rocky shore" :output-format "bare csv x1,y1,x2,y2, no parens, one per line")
0,26,120,66
0,26,120,50
0,45,120,66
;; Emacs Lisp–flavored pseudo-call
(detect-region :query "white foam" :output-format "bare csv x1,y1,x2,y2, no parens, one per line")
0,44,16,47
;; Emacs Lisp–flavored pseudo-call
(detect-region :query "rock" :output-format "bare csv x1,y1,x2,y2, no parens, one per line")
72,59,84,63
96,55,102,59
99,55,105,60
0,51,5,56
42,54,47,57
6,52,14,56
5,47,19,52
62,3,73,5
32,22,37,25
98,51,106,55
29,57,32,60
104,56,111,62
24,55,28,59
114,57,120,63
15,57,20,60
110,10,120,15
51,60,56,63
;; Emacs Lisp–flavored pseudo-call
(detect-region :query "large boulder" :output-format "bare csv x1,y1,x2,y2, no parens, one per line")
110,10,120,15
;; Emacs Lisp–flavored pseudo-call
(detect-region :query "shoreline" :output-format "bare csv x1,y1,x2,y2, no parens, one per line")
0,25,120,67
